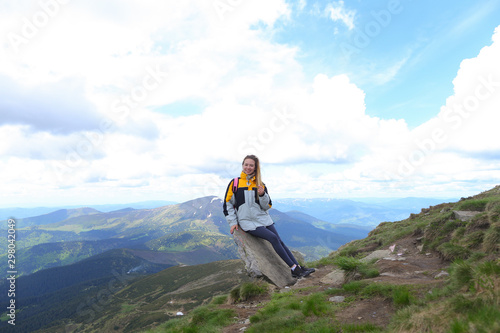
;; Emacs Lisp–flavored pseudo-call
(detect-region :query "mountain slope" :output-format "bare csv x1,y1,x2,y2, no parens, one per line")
0,200,176,221
2,187,496,332
1,238,132,276
13,260,249,333
146,186,500,333
273,197,455,227
11,207,101,228
0,248,172,332
5,196,357,276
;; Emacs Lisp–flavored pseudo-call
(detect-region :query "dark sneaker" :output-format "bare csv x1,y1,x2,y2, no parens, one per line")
291,265,312,278
301,266,316,274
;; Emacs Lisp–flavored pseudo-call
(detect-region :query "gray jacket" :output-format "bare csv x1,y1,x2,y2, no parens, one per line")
223,173,274,231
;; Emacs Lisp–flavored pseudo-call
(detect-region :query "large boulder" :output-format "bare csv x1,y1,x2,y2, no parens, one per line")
232,228,297,288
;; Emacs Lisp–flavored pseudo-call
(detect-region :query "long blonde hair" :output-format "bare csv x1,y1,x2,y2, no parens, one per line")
242,155,263,187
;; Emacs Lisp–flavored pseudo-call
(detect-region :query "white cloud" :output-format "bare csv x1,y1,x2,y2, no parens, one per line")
0,75,102,134
0,1,499,206
421,26,500,155
325,1,356,30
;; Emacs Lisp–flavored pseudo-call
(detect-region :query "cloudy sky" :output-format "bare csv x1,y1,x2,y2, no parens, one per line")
1,0,500,207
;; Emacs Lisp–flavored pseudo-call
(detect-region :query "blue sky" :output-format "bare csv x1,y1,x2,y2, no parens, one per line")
0,0,499,206
276,0,500,126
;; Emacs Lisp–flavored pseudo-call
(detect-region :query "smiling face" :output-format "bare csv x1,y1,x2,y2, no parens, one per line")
242,158,256,175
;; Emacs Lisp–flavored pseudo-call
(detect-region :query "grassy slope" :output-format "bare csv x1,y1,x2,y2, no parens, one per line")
151,186,500,333
36,260,249,333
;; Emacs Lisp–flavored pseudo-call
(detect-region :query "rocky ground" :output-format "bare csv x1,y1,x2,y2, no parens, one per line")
221,234,450,332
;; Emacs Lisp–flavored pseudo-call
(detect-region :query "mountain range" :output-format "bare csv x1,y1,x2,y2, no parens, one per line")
273,196,456,226
0,195,370,332
0,187,495,332
1,196,370,275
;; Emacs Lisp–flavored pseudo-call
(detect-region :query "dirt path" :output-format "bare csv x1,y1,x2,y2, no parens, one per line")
222,234,449,332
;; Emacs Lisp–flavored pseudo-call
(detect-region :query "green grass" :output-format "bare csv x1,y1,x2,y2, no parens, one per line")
120,303,136,313
437,242,471,261
149,304,237,333
210,295,228,305
230,281,269,302
342,323,383,332
455,198,492,211
246,291,335,332
333,256,379,282
482,225,500,252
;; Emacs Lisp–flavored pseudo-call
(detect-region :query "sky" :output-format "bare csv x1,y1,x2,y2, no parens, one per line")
1,0,500,207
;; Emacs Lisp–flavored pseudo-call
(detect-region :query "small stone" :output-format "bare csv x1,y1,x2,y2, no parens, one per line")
329,296,345,303
435,271,449,279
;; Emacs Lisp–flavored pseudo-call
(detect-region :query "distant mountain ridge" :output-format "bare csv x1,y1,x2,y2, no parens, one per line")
273,197,457,226
5,207,101,228
0,200,176,221
1,196,367,278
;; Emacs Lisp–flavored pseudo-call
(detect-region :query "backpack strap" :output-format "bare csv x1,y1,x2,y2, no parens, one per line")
232,177,239,193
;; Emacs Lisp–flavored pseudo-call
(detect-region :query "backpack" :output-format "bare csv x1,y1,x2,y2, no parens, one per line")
232,177,239,193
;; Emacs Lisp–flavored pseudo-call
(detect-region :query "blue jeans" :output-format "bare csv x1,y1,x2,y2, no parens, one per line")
246,224,299,267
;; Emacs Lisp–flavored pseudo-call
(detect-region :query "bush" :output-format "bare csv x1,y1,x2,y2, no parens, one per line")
437,242,471,261
190,306,236,327
334,256,361,271
230,281,268,303
342,281,367,294
333,256,379,281
456,199,490,211
158,305,236,333
482,226,500,253
448,260,474,291
301,293,329,317
210,295,228,305
392,285,414,308
239,281,268,301
463,230,484,248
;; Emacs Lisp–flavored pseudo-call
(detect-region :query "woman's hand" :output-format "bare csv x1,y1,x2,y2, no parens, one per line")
257,185,265,196
230,224,239,234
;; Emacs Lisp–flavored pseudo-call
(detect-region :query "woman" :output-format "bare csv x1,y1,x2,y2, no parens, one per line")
223,154,314,279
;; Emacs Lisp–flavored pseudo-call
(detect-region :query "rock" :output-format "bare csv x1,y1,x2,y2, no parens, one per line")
292,250,305,264
329,296,345,303
435,271,449,279
360,250,392,262
320,269,344,286
453,211,482,222
232,228,296,288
